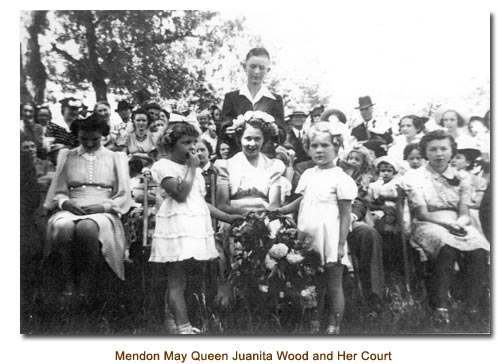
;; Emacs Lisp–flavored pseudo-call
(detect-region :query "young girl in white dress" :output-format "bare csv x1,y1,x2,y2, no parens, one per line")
149,122,237,334
277,122,357,334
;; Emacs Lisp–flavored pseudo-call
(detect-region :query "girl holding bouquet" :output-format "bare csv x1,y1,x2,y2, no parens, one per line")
277,122,357,334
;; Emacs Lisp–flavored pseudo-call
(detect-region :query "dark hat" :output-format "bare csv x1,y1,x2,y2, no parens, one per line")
59,97,83,109
320,109,347,124
362,138,388,158
457,148,481,163
116,100,133,112
48,143,66,154
456,140,481,162
290,110,308,117
310,105,325,116
143,101,162,111
355,96,375,110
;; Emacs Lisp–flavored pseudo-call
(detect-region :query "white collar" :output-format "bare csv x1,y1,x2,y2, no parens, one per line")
78,145,104,156
426,163,456,179
239,84,276,105
201,162,212,172
292,127,302,138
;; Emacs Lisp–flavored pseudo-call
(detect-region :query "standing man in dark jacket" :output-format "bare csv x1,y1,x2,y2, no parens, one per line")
285,110,310,164
220,47,285,158
351,96,393,145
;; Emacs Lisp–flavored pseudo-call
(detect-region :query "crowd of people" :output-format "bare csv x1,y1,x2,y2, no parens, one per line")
20,47,491,334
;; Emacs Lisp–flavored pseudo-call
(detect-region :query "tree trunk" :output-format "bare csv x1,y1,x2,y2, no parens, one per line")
20,46,33,103
27,11,48,104
81,11,108,101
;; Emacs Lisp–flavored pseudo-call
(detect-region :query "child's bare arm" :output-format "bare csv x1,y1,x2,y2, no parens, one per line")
207,203,243,223
338,199,352,248
277,195,303,214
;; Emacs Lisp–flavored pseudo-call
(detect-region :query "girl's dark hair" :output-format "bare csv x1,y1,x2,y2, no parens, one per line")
377,161,396,173
438,110,466,127
159,108,170,120
210,105,221,120
455,150,478,171
399,115,428,133
419,129,457,160
35,105,52,121
131,108,153,126
200,139,213,155
216,139,231,158
161,122,199,151
20,102,35,117
20,133,36,146
128,157,144,177
468,115,489,132
245,47,270,61
403,143,421,160
70,113,110,137
235,119,275,146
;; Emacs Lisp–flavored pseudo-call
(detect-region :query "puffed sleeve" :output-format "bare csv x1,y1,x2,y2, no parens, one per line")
101,151,132,215
115,131,131,148
150,160,163,184
43,148,71,211
458,173,473,206
337,172,358,200
295,168,311,195
401,169,426,210
214,159,229,186
269,158,285,188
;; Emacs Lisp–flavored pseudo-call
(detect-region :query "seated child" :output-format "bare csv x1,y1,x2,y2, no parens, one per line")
402,143,423,172
451,143,487,237
367,156,402,274
366,156,399,232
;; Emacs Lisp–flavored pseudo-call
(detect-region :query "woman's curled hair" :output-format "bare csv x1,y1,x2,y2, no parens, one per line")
131,108,153,126
235,118,276,145
70,113,110,137
399,114,428,133
419,129,457,160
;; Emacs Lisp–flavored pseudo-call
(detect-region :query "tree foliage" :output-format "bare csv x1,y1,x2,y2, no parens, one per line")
41,10,245,105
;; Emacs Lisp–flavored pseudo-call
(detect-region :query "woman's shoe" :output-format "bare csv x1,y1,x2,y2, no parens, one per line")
176,323,201,334
164,318,177,334
164,304,177,334
326,325,340,335
434,308,450,324
310,320,321,334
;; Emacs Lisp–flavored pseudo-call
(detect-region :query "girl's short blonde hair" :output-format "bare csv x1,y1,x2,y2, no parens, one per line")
302,121,343,151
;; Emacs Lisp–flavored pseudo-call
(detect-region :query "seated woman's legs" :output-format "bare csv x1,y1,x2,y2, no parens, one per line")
432,245,459,309
461,249,489,311
51,218,76,292
74,219,100,294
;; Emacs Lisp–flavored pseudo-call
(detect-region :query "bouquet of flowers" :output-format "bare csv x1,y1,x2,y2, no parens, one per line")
226,210,322,309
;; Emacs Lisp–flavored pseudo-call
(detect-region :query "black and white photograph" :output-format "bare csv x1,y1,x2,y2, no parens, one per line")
9,1,497,363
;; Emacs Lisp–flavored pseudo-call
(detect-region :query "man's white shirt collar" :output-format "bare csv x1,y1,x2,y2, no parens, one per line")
239,84,276,105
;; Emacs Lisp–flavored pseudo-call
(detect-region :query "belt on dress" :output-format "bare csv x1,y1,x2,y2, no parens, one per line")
69,184,113,191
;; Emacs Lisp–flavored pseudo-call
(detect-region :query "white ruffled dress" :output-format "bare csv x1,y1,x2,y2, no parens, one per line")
149,159,218,263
